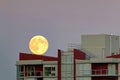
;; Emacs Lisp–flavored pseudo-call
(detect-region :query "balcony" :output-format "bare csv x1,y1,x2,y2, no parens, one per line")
77,69,117,77
19,71,43,77
92,69,117,76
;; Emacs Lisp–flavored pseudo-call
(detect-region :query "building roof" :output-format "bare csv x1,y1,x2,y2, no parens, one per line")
19,53,58,61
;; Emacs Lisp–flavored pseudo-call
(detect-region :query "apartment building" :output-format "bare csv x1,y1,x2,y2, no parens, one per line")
16,34,120,80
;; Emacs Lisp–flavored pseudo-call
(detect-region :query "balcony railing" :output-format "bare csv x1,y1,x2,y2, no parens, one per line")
19,71,43,77
92,69,108,76
92,69,117,76
77,69,117,76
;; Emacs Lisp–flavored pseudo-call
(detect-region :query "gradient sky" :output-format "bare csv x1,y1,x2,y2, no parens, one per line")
1,0,120,80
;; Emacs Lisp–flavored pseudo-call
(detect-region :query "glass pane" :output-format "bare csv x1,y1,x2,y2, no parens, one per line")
44,67,51,76
61,72,66,77
66,65,72,71
44,66,56,76
62,55,66,62
19,66,24,72
61,65,66,71
52,67,55,71
64,55,73,62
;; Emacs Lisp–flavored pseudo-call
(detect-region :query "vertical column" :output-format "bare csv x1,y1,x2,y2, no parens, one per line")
58,49,61,80
61,51,74,80
16,65,20,80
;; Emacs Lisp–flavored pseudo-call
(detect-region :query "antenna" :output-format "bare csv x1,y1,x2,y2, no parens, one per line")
68,43,80,50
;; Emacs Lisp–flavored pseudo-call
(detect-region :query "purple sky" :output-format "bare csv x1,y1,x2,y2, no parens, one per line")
1,0,120,80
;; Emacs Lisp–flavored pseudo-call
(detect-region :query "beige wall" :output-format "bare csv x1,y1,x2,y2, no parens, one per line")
81,34,119,58
82,35,105,48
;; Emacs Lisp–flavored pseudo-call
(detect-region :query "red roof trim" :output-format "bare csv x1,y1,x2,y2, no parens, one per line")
19,53,58,61
106,54,120,58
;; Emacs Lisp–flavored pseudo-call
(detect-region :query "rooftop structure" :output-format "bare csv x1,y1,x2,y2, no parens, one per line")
81,34,119,58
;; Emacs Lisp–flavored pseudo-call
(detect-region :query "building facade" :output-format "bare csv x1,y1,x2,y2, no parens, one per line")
16,34,120,80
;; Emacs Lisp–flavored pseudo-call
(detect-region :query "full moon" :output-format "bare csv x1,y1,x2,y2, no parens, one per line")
29,35,49,55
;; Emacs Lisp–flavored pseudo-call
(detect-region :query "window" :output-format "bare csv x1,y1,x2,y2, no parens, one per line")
108,64,115,75
52,67,55,71
27,66,35,76
45,67,51,76
19,66,24,72
61,54,73,63
77,64,91,76
44,67,56,76
61,64,73,77
61,64,73,72
18,66,24,77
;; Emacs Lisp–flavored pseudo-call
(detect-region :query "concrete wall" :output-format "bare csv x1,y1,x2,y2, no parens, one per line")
81,34,119,58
